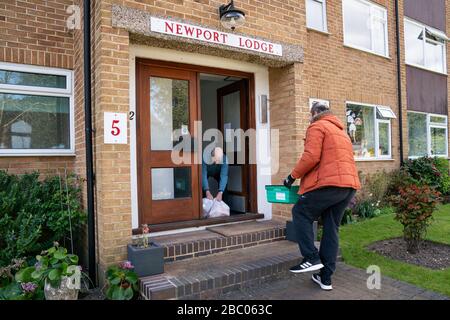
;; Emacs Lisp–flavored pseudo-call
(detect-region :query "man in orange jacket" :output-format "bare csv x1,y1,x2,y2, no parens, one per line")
284,101,361,291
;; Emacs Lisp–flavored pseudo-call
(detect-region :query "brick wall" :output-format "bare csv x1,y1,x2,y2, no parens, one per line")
0,0,76,175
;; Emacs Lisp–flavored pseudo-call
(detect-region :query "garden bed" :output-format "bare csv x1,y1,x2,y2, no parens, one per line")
367,238,450,270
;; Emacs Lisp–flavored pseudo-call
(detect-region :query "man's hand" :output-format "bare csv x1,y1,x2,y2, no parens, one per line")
206,190,213,200
215,192,223,202
283,174,295,189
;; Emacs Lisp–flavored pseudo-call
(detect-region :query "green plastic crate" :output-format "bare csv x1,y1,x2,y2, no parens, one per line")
265,185,299,204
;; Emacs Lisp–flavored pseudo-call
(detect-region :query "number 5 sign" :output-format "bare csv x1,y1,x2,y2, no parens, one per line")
104,112,127,144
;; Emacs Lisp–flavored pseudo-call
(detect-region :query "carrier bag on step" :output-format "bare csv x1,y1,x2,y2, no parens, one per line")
202,198,214,218
208,199,230,218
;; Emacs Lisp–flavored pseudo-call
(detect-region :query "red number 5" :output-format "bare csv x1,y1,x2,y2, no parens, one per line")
111,120,120,136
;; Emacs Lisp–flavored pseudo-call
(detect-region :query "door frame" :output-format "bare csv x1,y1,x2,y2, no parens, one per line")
134,58,258,232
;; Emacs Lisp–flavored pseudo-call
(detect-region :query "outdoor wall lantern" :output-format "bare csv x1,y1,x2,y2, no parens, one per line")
219,0,246,31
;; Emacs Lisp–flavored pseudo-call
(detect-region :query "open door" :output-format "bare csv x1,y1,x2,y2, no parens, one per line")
217,80,251,214
136,61,200,225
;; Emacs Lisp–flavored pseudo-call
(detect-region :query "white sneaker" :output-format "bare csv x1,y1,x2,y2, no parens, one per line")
311,273,333,291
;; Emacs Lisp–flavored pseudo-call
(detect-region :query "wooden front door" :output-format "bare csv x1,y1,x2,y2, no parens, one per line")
217,80,251,213
136,60,200,225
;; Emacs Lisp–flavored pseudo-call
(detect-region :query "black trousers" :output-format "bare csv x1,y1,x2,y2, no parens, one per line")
292,186,356,280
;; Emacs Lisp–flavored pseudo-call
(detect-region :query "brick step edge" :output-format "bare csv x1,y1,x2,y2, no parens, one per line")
161,226,286,262
140,252,300,300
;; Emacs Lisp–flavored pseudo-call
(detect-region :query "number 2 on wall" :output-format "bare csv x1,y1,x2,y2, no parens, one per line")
111,120,120,136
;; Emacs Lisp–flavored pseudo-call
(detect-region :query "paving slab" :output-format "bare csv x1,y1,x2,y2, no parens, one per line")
207,220,285,237
217,262,449,300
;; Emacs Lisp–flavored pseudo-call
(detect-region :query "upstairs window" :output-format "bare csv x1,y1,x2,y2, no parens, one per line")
0,63,74,155
405,18,447,74
306,0,327,32
343,0,389,57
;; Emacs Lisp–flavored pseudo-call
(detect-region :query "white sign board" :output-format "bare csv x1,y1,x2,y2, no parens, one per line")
150,17,283,57
104,112,127,144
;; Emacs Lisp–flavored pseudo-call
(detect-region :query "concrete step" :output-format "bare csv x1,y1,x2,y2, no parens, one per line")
139,240,303,300
148,220,286,262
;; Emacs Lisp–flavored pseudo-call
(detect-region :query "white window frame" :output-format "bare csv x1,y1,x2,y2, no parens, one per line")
0,62,75,156
306,0,328,33
346,101,393,161
309,98,330,111
407,111,448,159
342,0,389,58
404,18,448,75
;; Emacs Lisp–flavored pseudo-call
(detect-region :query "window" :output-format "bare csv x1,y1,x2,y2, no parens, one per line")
306,0,327,32
343,0,389,57
0,63,74,155
405,18,447,74
408,112,448,158
346,103,394,159
309,98,330,111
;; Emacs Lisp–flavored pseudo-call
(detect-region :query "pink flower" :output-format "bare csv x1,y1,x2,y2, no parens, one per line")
119,261,134,270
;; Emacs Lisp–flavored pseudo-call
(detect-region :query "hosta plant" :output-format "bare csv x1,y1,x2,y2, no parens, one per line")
105,261,139,300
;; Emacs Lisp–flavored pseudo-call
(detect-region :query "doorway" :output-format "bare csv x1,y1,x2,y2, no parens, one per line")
136,59,257,228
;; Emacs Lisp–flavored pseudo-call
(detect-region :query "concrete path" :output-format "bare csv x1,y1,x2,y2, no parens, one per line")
218,262,449,300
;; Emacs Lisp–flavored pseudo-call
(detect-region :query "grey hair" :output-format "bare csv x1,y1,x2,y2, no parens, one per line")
311,101,330,115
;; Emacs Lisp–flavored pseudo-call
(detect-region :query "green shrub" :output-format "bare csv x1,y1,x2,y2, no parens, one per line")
341,208,357,225
403,157,450,195
105,261,139,300
0,171,86,267
390,184,440,254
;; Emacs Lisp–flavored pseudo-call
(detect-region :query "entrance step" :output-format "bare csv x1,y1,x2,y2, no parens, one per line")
150,220,286,262
139,240,302,300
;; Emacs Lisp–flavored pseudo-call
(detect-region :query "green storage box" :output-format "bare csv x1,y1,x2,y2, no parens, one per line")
265,185,300,204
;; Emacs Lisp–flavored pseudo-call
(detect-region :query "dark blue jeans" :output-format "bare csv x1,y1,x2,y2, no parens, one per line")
292,187,356,280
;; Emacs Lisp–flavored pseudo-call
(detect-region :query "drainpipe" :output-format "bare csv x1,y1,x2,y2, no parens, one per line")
394,0,404,166
83,0,97,286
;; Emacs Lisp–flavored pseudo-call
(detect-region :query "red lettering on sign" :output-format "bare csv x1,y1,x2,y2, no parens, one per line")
165,22,174,33
204,30,212,40
184,25,194,37
221,34,228,43
111,120,120,136
213,31,219,42
196,28,202,38
269,44,274,53
260,42,267,52
176,24,183,35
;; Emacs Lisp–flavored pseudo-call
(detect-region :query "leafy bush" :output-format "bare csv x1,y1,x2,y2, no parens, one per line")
390,184,441,254
403,157,450,195
341,208,356,225
105,261,139,300
17,243,81,289
0,259,43,300
0,171,86,267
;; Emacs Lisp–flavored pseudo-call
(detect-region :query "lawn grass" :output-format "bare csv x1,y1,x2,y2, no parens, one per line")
339,204,450,297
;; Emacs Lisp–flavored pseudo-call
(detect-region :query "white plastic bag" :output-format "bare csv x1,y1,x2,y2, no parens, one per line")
202,198,214,218
208,199,230,218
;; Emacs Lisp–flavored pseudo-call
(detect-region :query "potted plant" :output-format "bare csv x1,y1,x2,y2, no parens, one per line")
18,242,82,300
127,224,164,277
105,261,139,300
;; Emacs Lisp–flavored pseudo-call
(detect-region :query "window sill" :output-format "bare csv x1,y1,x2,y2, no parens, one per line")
405,63,448,76
306,27,331,36
343,44,391,60
0,152,76,157
355,158,395,162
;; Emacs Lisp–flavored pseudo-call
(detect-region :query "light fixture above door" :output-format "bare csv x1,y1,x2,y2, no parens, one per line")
219,0,246,31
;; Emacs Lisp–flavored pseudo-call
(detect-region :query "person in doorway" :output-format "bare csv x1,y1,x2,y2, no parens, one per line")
202,147,229,202
283,101,361,291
